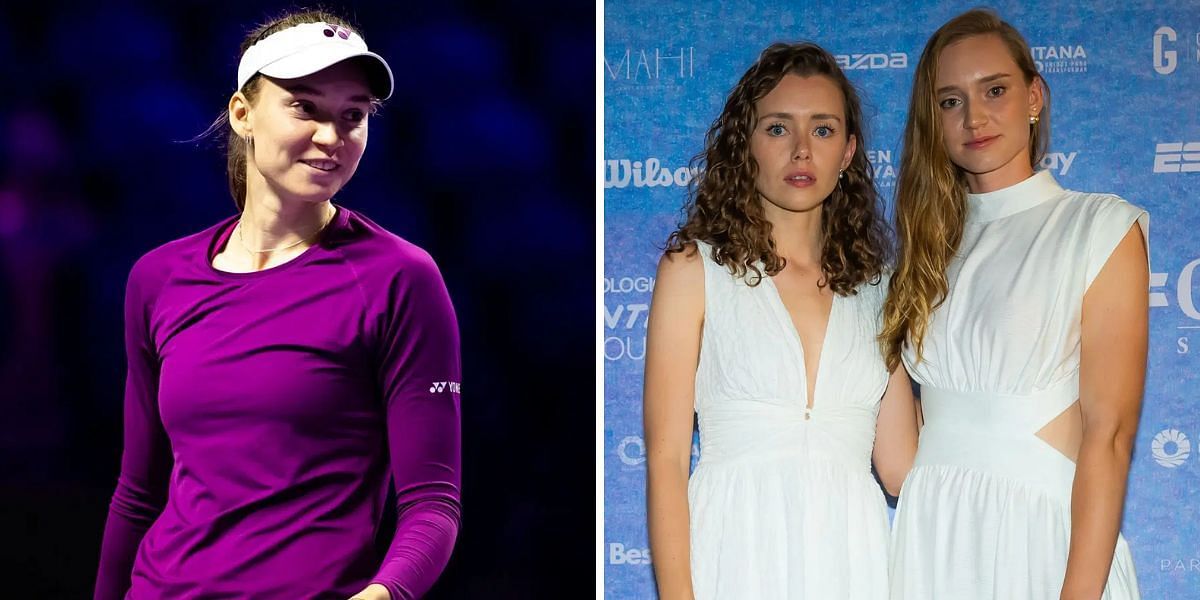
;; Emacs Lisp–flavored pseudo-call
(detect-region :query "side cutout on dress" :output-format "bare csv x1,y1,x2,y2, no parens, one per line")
1034,399,1082,463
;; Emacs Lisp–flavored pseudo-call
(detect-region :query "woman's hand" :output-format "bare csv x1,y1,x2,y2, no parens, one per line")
349,583,391,600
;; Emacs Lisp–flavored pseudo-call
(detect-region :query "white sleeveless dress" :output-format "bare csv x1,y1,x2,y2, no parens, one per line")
889,171,1145,599
688,240,892,599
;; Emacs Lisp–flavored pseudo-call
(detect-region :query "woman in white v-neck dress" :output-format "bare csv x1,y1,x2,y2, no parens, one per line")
643,43,918,600
881,10,1146,599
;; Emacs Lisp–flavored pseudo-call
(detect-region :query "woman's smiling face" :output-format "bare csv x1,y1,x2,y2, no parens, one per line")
235,60,375,203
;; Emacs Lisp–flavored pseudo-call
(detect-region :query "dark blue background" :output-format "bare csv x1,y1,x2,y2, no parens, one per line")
0,1,594,596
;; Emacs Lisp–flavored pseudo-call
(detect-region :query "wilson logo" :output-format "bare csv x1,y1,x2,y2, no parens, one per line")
429,381,461,394
604,158,699,189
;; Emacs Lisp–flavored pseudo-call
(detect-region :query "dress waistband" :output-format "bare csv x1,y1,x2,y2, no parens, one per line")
695,399,877,470
921,378,1078,436
913,378,1079,501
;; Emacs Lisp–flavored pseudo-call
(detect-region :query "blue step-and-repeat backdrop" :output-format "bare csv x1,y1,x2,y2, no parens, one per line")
603,1,1200,598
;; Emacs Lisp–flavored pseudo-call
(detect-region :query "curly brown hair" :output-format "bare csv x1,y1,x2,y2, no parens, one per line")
665,42,890,296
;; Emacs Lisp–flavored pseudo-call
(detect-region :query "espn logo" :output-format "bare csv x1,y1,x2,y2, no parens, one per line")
1153,142,1200,173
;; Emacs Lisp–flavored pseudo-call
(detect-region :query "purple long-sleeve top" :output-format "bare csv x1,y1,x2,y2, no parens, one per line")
94,207,461,600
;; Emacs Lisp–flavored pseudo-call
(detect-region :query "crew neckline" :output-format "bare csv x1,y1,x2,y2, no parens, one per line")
966,170,1064,223
203,204,350,280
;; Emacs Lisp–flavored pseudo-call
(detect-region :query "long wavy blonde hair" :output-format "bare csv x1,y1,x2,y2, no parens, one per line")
880,9,1050,369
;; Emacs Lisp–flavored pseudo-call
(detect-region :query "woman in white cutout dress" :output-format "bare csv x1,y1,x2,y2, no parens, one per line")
644,43,918,600
882,10,1145,599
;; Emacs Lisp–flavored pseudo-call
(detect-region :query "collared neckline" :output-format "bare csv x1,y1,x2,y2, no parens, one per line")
966,170,1064,223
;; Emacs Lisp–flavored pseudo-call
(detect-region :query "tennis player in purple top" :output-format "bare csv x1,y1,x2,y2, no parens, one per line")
94,10,461,600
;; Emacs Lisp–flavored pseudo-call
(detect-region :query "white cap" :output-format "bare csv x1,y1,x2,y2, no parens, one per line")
236,22,394,100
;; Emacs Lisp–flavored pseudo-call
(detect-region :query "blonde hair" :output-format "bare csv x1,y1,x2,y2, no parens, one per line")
880,8,1049,369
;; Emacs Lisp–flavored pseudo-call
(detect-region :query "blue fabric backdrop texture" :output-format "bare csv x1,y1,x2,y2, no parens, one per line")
604,1,1200,598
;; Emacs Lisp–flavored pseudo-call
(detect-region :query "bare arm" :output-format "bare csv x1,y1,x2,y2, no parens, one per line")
872,366,919,496
643,248,704,600
1061,225,1147,599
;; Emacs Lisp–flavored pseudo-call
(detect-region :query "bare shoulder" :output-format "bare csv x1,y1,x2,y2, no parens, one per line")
655,242,704,286
1085,223,1149,315
1099,224,1149,282
1114,220,1147,255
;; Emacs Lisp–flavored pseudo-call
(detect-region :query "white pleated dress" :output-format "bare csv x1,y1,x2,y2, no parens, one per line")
688,241,892,599
889,171,1145,599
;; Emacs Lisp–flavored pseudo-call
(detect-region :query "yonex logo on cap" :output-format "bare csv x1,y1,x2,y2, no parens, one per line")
235,21,394,99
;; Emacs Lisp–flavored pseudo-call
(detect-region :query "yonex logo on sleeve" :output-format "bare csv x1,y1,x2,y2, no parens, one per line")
429,381,461,394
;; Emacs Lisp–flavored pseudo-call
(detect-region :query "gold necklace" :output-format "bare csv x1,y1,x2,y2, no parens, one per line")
237,205,335,254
